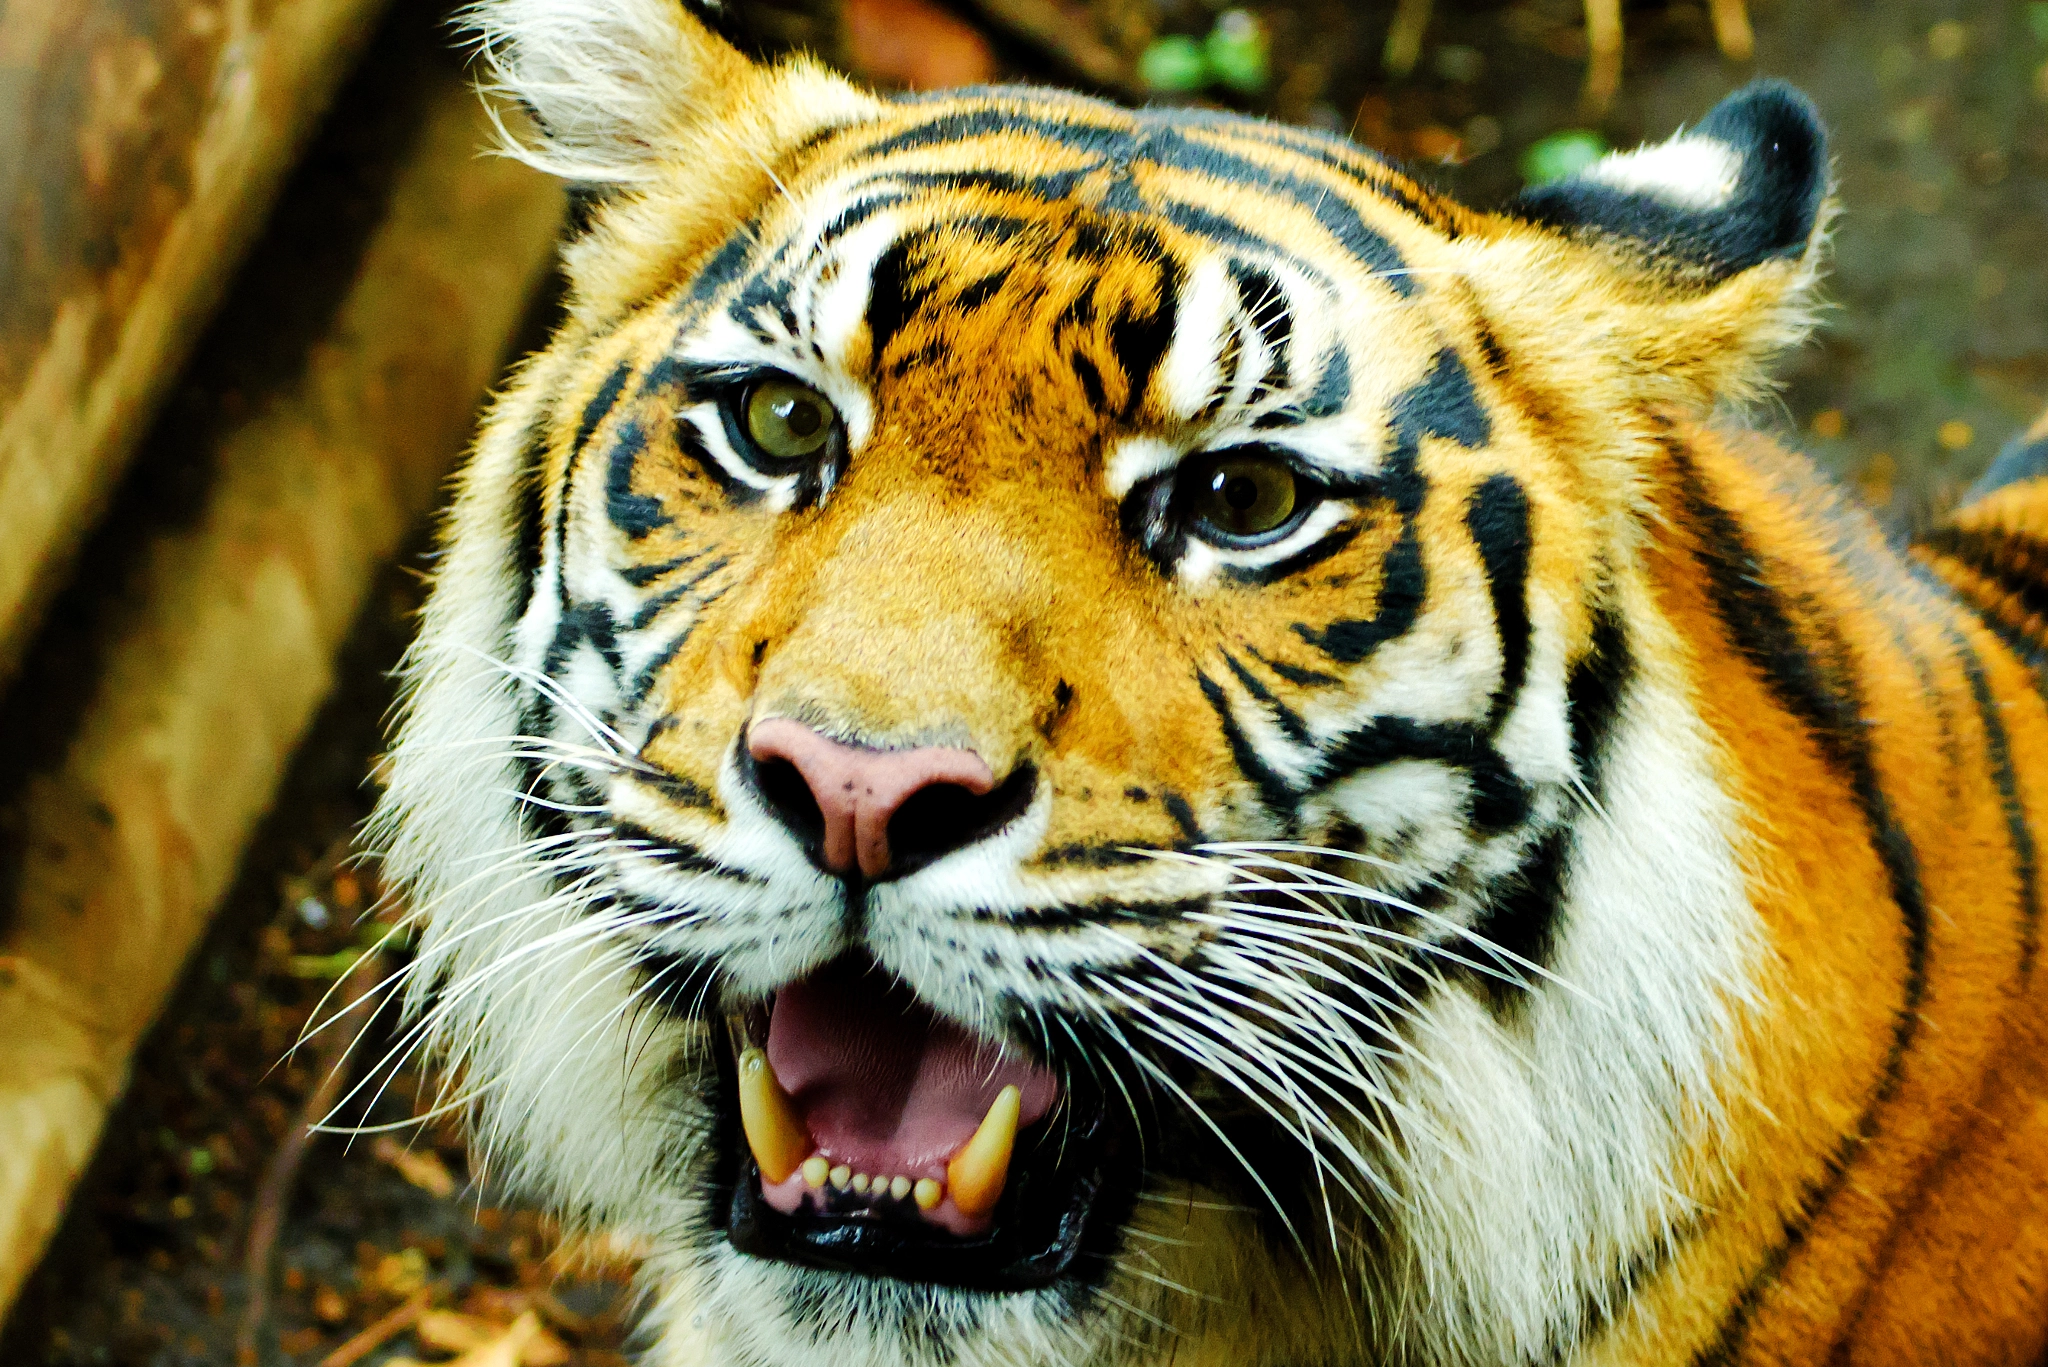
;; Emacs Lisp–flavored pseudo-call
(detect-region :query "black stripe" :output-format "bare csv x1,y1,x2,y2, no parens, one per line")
1222,652,1312,746
1222,523,1360,587
1468,474,1532,727
1036,842,1177,869
1229,261,1292,391
1294,349,1484,665
1197,671,1300,818
544,600,621,675
576,361,633,455
560,360,635,610
1107,253,1179,419
628,556,729,632
611,819,747,864
626,618,701,708
1161,791,1203,842
1309,716,1531,832
1468,605,1633,1014
1676,450,1929,1365
976,895,1213,929
954,268,1010,310
1394,346,1490,449
1138,124,1413,296
509,414,550,624
1294,523,1423,663
1957,639,2041,980
848,107,1416,294
1568,604,1633,796
605,419,670,537
865,229,939,365
621,552,701,588
1246,645,1339,688
1916,523,2048,640
1072,351,1107,410
1468,826,1570,1009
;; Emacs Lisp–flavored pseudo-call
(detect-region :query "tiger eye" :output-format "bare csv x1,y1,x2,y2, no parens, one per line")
745,378,836,461
1191,455,1299,540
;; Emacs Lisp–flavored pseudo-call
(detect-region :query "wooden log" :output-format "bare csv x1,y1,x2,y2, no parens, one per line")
0,63,564,1319
0,0,392,683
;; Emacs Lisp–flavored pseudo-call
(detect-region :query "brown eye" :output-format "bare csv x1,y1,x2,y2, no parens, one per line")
1190,454,1300,542
745,378,837,461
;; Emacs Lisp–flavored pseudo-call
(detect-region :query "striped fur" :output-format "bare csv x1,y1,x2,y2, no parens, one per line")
366,5,2048,1364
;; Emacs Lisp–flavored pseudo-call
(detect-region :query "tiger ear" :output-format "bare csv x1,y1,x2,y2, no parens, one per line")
1494,81,1832,408
458,0,872,186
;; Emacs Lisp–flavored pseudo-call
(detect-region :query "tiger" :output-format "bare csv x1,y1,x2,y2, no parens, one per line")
365,1,2048,1363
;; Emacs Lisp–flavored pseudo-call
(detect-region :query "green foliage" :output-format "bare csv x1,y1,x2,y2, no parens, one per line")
1140,10,1270,96
1520,130,1609,186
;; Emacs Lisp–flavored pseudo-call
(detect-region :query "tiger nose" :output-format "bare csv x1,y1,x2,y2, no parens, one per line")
745,719,997,879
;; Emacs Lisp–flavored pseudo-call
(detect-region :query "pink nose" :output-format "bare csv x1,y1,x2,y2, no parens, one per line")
746,719,995,879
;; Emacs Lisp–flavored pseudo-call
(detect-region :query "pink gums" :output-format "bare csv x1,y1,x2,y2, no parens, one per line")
758,960,1058,1236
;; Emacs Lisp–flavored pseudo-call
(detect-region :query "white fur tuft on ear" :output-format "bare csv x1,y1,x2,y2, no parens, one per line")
1580,134,1743,211
457,0,749,184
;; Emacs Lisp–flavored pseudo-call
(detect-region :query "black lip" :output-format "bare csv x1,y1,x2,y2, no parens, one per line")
713,1031,1119,1291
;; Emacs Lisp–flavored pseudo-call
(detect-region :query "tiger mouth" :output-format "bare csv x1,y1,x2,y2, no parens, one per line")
722,955,1117,1290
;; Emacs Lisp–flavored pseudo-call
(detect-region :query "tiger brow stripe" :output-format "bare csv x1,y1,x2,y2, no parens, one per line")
1675,449,1930,1367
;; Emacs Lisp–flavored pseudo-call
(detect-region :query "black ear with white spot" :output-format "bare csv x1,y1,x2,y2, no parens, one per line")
1508,81,1828,281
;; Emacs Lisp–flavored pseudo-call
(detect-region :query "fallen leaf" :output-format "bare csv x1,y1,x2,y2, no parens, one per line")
372,1135,458,1198
417,1310,501,1353
439,1309,554,1367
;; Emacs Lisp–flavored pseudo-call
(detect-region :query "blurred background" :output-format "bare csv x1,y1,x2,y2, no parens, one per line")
0,1,2039,1364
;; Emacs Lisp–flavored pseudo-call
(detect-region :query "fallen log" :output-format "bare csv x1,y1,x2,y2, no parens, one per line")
0,61,564,1320
0,0,392,683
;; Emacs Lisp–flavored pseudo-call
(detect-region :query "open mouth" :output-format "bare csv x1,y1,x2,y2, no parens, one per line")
723,956,1117,1290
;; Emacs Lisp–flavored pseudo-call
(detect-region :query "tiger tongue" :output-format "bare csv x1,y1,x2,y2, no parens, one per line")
764,961,1059,1206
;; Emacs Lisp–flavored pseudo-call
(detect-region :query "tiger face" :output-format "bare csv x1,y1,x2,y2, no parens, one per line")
373,4,1843,1364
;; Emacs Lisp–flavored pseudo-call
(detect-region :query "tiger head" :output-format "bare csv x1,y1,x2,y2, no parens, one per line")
372,3,1829,1363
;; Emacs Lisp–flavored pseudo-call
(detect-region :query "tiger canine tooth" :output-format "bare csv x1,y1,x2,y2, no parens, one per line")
913,1178,943,1211
946,1084,1022,1219
801,1156,829,1188
737,1048,809,1184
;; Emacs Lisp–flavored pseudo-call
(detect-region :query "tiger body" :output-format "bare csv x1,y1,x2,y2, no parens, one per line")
369,3,2048,1363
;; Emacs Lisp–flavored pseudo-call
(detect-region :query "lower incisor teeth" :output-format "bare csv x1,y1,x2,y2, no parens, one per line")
889,1176,913,1200
914,1178,943,1210
829,1164,852,1189
801,1156,829,1188
850,1173,870,1193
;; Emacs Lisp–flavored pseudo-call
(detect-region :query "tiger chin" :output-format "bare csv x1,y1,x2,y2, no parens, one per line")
367,2,2048,1363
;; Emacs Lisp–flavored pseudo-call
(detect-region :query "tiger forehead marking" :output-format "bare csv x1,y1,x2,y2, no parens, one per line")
373,4,2048,1365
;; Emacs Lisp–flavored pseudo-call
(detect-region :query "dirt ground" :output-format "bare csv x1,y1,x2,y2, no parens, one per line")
2,1,2042,1364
